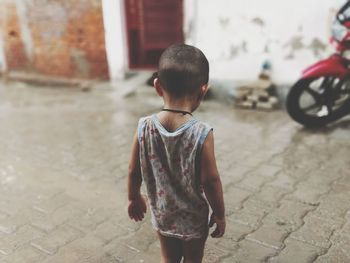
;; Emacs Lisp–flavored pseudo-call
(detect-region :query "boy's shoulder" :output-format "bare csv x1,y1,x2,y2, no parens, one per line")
137,115,154,133
194,119,212,130
137,115,212,127
138,115,153,124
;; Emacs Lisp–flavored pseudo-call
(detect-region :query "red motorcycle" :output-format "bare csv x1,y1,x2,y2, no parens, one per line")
287,1,350,127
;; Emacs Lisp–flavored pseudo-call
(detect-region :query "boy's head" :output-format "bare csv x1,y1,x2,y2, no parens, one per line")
156,44,209,98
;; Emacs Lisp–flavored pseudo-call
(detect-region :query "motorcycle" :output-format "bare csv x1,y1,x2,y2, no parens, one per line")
286,1,350,127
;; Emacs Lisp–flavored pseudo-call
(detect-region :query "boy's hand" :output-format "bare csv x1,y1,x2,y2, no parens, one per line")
208,213,226,238
128,196,147,222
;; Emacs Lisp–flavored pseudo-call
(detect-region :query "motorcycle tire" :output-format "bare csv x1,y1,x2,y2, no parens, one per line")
286,77,350,127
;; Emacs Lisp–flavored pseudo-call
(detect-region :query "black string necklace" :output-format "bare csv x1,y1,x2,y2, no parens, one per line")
162,108,193,116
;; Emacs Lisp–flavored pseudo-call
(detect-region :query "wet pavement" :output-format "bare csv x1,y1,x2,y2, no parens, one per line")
0,80,349,263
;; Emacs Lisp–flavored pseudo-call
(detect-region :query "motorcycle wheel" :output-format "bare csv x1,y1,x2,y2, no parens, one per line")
286,77,350,127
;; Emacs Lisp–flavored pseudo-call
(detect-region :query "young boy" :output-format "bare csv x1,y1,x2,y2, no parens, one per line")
128,43,225,263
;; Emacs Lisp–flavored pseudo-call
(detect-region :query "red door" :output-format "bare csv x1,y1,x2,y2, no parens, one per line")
125,0,184,69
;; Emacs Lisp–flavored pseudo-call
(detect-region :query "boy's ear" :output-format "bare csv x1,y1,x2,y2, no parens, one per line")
154,78,163,97
201,84,209,98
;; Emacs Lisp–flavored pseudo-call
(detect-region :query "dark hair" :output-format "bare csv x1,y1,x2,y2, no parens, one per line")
158,44,209,97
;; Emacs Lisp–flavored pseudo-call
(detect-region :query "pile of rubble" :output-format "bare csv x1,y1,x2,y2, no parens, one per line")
235,61,279,111
235,78,279,111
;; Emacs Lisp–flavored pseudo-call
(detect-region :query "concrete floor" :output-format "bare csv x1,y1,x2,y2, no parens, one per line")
0,80,349,263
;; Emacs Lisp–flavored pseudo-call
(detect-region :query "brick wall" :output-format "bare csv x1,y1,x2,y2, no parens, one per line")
1,0,109,79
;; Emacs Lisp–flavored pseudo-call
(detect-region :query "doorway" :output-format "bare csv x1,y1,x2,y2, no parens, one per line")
124,0,184,69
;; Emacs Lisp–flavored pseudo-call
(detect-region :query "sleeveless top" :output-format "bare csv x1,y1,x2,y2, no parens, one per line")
137,114,213,240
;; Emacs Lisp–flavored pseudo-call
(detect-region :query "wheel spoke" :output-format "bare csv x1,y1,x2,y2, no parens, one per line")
305,86,321,101
319,77,330,91
340,88,350,94
302,103,321,113
334,79,344,93
326,103,333,115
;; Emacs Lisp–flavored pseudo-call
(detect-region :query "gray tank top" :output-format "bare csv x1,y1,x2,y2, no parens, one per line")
137,114,212,240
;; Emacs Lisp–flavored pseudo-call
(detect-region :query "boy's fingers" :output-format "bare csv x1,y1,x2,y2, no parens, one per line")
218,225,225,237
211,224,226,238
135,211,143,220
216,229,224,237
211,227,220,237
134,213,142,221
128,210,135,220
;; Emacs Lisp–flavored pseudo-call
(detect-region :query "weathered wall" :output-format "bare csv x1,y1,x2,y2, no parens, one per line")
1,0,108,79
185,0,346,84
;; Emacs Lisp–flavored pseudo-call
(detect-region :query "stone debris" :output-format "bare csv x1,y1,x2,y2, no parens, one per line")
235,61,280,111
235,79,279,111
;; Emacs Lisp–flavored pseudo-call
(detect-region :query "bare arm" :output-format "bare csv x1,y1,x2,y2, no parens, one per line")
200,131,225,237
128,132,142,200
127,131,146,221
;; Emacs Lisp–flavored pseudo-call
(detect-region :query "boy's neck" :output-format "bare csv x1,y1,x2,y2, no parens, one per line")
163,99,195,113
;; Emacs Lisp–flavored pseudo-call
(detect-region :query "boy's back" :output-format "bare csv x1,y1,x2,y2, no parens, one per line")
138,114,212,240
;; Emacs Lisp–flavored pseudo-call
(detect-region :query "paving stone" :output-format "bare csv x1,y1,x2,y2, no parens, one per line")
0,212,29,234
231,239,277,263
113,213,144,232
68,207,112,232
220,221,255,243
290,214,342,249
240,155,267,168
30,204,84,233
227,208,263,228
286,182,330,205
117,223,157,252
331,232,350,249
108,239,164,263
2,246,47,263
334,174,350,187
24,187,65,205
0,211,8,220
264,199,315,231
304,172,341,188
268,155,284,167
252,164,281,178
340,221,350,236
31,225,83,255
252,186,288,205
94,218,130,243
0,196,29,216
313,194,350,220
270,238,324,263
315,249,350,263
246,221,290,249
203,243,232,263
243,196,276,216
133,241,162,262
33,193,75,214
266,172,295,191
220,165,253,187
217,159,233,172
315,233,350,262
236,173,273,192
225,186,252,214
104,237,143,262
0,225,44,255
42,235,108,263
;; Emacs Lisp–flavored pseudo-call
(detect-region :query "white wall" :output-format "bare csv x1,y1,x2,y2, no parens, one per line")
0,4,7,73
102,0,127,81
0,31,6,73
185,0,346,84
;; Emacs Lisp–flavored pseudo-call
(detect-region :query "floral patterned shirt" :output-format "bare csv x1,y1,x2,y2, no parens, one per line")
137,114,213,240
